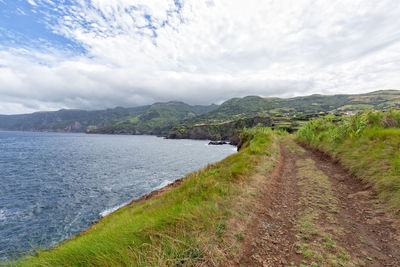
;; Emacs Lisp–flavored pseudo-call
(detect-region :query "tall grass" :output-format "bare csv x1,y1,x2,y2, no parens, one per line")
297,110,400,213
12,128,278,266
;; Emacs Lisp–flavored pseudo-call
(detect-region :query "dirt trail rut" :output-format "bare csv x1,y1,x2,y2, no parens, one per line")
237,139,400,266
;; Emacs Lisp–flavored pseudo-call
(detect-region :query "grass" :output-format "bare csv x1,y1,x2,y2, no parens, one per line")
297,110,400,213
10,127,280,266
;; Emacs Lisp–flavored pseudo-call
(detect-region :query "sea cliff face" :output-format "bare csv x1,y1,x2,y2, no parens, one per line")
167,116,272,145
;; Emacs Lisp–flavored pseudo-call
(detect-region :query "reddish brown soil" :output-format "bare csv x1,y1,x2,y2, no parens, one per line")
237,144,400,266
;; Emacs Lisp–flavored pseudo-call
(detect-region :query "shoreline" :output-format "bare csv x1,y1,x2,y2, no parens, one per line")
0,130,235,142
63,177,186,246
1,131,237,259
45,147,236,253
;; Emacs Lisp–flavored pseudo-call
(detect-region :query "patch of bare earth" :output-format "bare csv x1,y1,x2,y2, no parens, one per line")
234,138,400,266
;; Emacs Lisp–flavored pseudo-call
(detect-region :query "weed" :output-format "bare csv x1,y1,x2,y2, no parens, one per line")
323,235,336,249
234,232,244,241
303,249,313,258
338,253,350,260
216,221,227,237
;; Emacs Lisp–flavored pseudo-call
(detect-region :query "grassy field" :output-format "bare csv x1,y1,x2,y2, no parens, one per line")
296,110,400,212
12,128,281,266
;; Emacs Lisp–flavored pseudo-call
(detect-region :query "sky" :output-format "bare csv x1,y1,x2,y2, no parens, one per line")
0,0,400,114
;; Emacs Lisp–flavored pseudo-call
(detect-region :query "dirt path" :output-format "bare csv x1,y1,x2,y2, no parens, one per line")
237,138,400,266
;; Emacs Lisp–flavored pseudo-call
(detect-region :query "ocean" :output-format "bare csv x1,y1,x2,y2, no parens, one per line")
0,131,235,258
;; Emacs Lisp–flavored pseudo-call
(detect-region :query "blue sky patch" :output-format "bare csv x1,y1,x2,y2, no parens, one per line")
0,0,84,53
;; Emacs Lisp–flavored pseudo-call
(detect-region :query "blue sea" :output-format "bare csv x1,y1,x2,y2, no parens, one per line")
0,131,236,259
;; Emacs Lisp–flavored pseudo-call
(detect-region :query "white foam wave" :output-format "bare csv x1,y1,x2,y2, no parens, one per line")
99,202,129,217
99,180,172,218
0,209,6,221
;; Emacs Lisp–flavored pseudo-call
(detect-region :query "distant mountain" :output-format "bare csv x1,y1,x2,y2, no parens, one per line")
0,90,399,134
0,102,217,133
87,101,219,134
183,90,400,124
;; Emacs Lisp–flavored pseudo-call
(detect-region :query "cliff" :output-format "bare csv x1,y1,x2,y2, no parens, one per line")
167,116,272,145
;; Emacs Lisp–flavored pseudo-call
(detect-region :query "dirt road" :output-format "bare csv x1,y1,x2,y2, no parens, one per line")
237,138,400,266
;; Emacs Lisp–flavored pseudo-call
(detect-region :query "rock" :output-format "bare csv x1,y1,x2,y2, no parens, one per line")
229,135,241,145
208,141,227,145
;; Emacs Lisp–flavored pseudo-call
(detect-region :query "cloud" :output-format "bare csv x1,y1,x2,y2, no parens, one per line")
0,0,400,114
26,0,37,6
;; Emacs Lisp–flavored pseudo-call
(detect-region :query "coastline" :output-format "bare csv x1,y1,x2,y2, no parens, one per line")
43,146,236,252
75,177,186,239
1,132,236,262
12,127,278,266
0,129,242,146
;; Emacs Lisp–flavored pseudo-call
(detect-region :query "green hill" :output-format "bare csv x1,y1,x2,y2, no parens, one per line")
184,90,400,124
86,102,219,135
1,90,399,134
0,102,217,133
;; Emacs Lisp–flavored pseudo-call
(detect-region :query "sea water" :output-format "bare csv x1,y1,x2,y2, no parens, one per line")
0,131,236,258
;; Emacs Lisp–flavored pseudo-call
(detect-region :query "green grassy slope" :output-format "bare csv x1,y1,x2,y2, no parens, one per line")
296,110,400,212
14,128,281,266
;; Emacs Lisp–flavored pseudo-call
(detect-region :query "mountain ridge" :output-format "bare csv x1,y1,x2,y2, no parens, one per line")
1,90,399,133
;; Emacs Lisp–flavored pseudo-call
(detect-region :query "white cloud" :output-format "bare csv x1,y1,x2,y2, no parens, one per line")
1,0,400,114
26,0,37,6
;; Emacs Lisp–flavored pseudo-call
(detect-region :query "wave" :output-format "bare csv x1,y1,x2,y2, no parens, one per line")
99,180,173,218
99,202,129,217
0,209,6,221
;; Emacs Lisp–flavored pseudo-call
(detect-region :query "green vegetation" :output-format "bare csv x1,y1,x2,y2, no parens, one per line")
1,90,400,134
0,102,217,134
3,96,400,265
14,128,280,266
183,90,400,125
91,102,218,135
297,110,400,212
168,116,272,143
